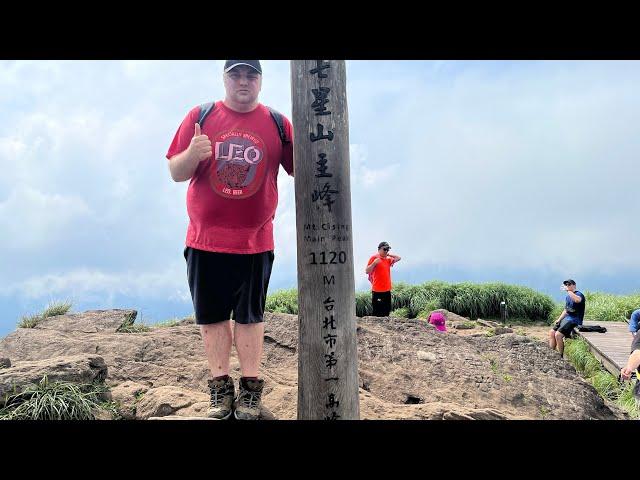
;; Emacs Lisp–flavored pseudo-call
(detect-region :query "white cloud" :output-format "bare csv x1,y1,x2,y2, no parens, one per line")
0,187,92,250
349,144,398,188
346,60,640,273
0,263,189,301
1,60,640,331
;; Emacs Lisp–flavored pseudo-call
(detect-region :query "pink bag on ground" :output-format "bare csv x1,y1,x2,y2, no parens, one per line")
428,312,447,332
367,254,381,284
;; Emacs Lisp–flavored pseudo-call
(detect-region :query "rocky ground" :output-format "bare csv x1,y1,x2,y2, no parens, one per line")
0,309,628,420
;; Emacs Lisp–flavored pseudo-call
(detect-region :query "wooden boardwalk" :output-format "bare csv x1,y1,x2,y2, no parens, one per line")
575,320,634,378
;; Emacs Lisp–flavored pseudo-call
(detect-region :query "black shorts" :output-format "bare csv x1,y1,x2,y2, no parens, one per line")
553,317,578,337
184,246,274,325
372,291,392,317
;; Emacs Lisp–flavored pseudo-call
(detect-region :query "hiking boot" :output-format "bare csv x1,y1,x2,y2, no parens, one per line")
234,377,264,420
207,376,235,420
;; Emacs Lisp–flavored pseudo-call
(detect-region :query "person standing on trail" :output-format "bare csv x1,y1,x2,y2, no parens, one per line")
166,60,294,420
620,329,640,400
548,279,586,356
365,241,402,317
628,308,639,338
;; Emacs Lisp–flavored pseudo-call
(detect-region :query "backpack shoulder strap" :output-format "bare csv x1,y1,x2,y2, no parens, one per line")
267,106,290,145
198,103,288,145
198,102,215,128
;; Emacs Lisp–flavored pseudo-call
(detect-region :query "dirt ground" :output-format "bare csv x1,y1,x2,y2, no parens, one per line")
452,321,552,343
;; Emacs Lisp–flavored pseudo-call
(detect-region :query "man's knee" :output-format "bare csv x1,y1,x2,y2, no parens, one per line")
555,331,564,341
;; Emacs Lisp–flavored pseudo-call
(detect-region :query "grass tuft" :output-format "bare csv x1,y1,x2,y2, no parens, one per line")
390,307,409,318
17,301,72,328
41,301,72,319
0,376,113,420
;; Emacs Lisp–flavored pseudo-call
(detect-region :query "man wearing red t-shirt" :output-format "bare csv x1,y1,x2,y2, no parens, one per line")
365,241,402,317
166,60,294,420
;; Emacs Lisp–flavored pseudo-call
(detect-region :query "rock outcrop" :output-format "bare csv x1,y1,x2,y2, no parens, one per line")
0,309,627,420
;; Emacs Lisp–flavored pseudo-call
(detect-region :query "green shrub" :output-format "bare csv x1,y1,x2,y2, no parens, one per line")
264,281,607,324
548,303,565,324
564,338,639,419
0,376,111,420
618,381,640,418
439,282,554,321
565,338,591,372
591,371,620,401
390,307,409,318
582,291,640,322
583,355,602,378
265,289,298,314
407,281,447,318
355,291,373,317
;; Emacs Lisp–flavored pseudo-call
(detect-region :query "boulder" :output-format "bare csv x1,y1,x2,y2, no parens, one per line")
135,385,209,419
416,351,437,362
493,327,514,335
477,319,500,328
110,381,150,420
453,322,475,330
0,354,107,400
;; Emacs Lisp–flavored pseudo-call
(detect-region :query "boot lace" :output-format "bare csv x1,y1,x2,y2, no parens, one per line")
209,383,231,407
239,388,261,409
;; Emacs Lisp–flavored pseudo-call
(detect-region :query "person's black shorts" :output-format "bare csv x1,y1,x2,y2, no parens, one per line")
184,246,274,325
372,291,392,317
553,317,578,337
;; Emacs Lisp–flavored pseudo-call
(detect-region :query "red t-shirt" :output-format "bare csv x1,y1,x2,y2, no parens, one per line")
166,101,294,254
367,255,394,292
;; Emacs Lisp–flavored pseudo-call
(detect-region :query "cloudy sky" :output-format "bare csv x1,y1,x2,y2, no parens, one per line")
1,60,639,336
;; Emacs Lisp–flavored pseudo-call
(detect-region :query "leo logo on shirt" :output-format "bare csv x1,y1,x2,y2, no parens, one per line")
210,130,267,199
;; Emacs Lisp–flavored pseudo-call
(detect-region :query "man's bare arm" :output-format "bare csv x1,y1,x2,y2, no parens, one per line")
620,350,640,380
168,123,212,182
567,290,582,303
365,258,380,274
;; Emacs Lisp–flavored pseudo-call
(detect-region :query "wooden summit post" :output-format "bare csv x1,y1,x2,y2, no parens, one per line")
291,60,360,420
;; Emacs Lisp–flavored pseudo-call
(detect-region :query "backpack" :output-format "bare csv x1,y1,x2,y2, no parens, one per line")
367,255,381,284
197,102,290,145
577,325,607,333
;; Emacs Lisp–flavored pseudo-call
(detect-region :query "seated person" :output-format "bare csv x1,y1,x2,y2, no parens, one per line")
629,308,640,338
620,330,640,401
548,279,585,356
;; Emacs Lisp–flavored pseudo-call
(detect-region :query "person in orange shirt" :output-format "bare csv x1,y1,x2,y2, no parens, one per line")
365,241,402,317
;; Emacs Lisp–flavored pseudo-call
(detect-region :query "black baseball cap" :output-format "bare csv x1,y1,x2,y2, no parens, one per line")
563,279,576,286
224,60,262,74
378,242,390,249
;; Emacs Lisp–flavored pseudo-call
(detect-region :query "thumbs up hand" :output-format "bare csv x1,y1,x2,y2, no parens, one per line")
189,123,212,162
